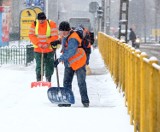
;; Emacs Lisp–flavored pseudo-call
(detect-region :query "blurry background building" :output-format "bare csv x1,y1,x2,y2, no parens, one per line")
10,0,101,40
0,0,159,42
0,0,12,46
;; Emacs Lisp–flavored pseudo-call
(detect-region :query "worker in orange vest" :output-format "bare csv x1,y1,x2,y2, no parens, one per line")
54,21,90,107
29,12,59,82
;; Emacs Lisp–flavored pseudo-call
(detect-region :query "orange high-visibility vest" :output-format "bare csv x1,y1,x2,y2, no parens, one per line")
66,32,86,70
29,19,58,53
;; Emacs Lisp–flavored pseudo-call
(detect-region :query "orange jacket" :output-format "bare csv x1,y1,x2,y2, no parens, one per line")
67,32,86,70
28,19,58,53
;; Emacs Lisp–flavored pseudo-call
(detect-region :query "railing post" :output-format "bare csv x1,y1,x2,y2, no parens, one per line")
127,47,135,116
140,52,148,132
133,49,141,132
129,47,136,125
148,57,158,132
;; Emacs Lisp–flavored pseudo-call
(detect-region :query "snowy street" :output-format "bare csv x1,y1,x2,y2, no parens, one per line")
0,48,133,132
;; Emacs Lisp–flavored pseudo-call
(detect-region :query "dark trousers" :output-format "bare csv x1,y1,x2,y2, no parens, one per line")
86,53,90,65
63,66,90,104
132,40,135,47
34,51,54,80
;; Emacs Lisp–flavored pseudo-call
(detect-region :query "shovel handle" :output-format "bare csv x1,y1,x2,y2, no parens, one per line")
41,52,44,81
54,49,60,87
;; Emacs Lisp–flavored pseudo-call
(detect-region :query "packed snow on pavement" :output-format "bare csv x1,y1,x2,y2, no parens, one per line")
0,46,134,132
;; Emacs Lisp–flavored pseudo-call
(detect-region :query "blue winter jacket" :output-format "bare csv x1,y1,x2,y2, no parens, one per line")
59,37,79,67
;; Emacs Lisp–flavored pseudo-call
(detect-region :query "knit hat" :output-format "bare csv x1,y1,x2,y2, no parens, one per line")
59,21,71,31
37,12,46,20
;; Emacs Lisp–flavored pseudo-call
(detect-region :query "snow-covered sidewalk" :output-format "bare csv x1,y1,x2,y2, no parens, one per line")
0,48,133,132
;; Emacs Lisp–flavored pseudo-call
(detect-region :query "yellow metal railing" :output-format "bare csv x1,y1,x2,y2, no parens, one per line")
98,32,160,132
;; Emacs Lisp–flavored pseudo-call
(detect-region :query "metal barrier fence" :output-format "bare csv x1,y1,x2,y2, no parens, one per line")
0,45,34,66
98,32,160,132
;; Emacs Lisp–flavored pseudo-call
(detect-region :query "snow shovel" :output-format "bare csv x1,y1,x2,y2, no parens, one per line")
31,52,51,88
47,50,75,104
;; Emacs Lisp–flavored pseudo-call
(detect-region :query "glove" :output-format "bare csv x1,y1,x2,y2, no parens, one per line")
38,43,43,48
51,40,61,48
42,44,49,49
54,59,59,67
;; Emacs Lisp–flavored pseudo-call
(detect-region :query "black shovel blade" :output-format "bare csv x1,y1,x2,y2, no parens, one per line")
47,87,75,104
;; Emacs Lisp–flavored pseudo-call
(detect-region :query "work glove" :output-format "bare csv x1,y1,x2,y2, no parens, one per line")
42,44,49,49
54,59,59,67
51,40,61,49
38,43,43,48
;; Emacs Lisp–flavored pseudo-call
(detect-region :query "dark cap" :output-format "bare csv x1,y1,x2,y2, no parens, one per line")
37,12,46,20
59,21,71,31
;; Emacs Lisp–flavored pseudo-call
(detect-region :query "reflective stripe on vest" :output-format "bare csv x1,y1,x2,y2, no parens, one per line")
68,48,86,70
35,19,51,37
66,32,86,70
33,20,51,48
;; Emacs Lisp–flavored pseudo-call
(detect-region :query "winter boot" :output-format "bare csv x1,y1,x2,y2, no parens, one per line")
58,104,71,107
83,103,89,108
46,76,51,82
